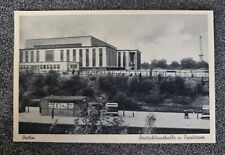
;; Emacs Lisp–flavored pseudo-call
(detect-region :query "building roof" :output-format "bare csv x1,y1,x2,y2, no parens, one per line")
42,96,86,101
27,35,92,41
117,49,141,54
23,36,117,50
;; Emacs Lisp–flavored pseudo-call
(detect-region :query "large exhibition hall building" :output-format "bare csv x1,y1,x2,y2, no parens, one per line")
19,36,141,73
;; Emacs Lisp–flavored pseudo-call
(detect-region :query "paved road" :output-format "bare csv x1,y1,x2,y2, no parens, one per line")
118,111,209,129
19,107,209,129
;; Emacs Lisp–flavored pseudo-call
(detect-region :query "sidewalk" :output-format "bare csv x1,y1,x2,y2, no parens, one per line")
118,111,209,129
19,107,209,129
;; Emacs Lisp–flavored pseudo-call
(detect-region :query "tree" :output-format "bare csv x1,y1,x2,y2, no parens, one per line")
170,61,181,69
151,59,157,69
143,114,156,134
196,60,209,69
98,75,114,92
19,71,34,112
151,59,168,69
114,92,127,116
45,71,60,95
160,77,186,96
68,102,124,134
180,58,196,69
82,87,95,98
59,75,87,96
156,59,167,69
98,75,128,99
31,74,46,98
141,62,151,70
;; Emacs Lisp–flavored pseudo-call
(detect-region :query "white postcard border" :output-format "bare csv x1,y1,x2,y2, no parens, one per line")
13,10,215,143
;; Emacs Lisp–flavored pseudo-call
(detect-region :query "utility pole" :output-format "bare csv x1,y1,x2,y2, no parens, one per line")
199,35,204,62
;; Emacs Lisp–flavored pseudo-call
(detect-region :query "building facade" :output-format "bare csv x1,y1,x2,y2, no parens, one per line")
117,50,141,70
19,36,141,73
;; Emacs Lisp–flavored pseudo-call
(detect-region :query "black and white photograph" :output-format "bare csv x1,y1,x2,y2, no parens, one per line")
13,11,215,143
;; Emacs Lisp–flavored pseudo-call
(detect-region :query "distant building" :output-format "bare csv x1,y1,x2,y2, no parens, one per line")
19,36,141,73
117,50,141,70
40,96,87,117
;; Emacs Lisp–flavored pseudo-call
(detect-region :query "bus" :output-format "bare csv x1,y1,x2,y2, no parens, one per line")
105,103,119,116
202,105,210,119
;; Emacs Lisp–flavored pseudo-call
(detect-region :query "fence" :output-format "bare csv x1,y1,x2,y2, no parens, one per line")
70,69,209,78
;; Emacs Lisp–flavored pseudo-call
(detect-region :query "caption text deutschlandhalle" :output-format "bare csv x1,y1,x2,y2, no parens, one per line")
139,134,205,140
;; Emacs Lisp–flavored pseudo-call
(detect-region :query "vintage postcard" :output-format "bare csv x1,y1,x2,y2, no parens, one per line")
13,10,215,143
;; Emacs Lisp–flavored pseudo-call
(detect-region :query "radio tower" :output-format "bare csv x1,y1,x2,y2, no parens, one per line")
199,35,204,61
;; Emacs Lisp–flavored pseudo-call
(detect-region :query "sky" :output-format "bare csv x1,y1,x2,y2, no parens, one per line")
20,13,209,63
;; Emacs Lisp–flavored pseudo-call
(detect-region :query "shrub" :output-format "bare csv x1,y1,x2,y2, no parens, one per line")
143,94,162,105
128,76,153,94
174,96,193,105
113,92,139,110
82,87,95,98
59,75,87,96
160,77,187,96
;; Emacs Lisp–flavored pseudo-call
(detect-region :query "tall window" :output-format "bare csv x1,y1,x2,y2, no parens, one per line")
60,50,64,61
36,51,39,62
45,50,54,62
20,51,23,63
99,48,103,67
86,49,89,67
79,49,83,67
25,51,28,62
30,51,34,62
123,52,126,67
92,49,96,67
67,50,70,61
118,52,121,67
73,49,76,62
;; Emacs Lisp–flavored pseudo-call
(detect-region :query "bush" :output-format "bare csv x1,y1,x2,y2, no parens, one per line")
128,76,153,94
59,75,87,95
174,96,193,105
160,77,186,96
44,71,60,95
98,75,114,91
90,76,97,81
143,94,162,105
113,92,139,110
98,75,128,100
82,87,95,98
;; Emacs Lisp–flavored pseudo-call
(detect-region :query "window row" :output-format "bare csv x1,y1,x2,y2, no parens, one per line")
79,48,102,67
20,51,40,63
20,64,60,70
20,48,103,67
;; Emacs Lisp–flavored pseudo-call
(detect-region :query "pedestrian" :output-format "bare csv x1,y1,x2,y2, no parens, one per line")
139,73,142,81
184,110,189,119
51,108,54,119
133,112,135,117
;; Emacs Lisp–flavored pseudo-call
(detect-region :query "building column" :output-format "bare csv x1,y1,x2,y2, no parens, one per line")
121,52,123,68
134,52,137,70
126,51,129,70
63,50,66,62
96,49,99,67
82,50,86,67
22,51,25,63
103,48,107,67
89,48,93,67
76,49,79,62
116,52,118,67
70,49,73,62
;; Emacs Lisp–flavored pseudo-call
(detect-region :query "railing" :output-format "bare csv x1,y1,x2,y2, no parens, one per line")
69,69,209,78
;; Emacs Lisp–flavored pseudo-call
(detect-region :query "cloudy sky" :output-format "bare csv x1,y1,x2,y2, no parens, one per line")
20,13,209,63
